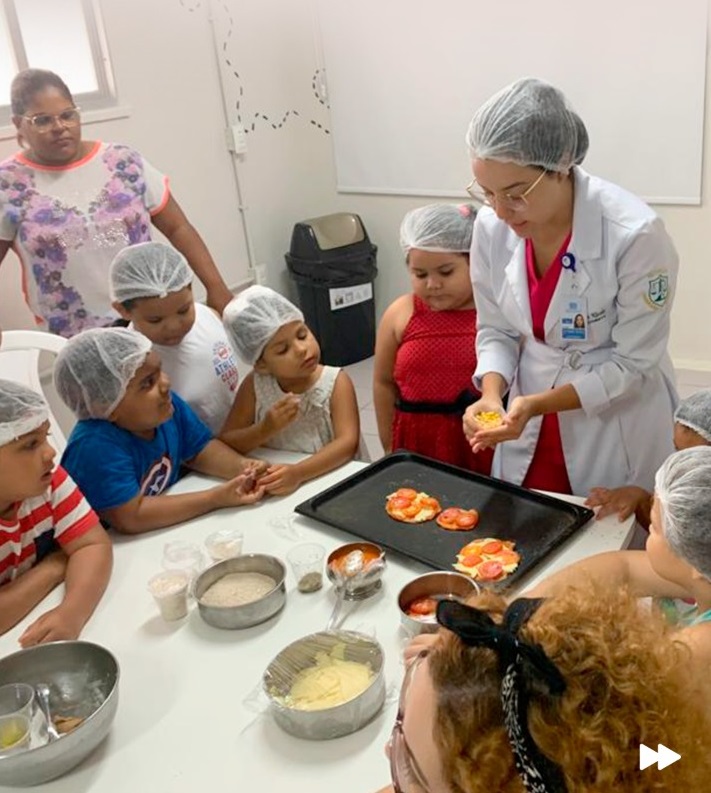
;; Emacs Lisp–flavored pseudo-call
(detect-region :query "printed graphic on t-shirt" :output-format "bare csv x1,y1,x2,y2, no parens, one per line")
140,455,173,497
212,341,239,392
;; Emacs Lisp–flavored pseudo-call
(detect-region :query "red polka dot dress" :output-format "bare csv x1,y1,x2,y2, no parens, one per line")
392,296,493,474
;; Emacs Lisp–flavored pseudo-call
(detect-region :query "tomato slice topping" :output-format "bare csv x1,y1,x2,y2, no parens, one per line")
461,553,483,568
455,511,479,529
439,508,460,521
421,497,440,509
396,488,418,500
389,497,412,510
481,540,503,555
403,505,421,518
407,597,437,616
477,560,504,580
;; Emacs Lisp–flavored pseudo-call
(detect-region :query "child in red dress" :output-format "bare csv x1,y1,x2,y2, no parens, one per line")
373,204,493,473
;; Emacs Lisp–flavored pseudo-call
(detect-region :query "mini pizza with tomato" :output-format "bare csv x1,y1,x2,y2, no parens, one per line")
385,488,441,523
436,507,480,531
453,537,520,582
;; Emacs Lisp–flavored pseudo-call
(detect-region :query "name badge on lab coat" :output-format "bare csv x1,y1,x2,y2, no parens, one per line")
560,297,588,341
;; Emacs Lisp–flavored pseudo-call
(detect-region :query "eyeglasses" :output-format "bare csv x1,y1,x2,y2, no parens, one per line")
21,107,81,133
389,652,434,793
465,168,547,212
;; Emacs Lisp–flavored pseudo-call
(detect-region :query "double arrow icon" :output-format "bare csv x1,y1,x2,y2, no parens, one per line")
639,743,681,771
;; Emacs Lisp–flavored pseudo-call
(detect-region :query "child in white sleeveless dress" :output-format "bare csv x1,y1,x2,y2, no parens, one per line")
221,286,360,495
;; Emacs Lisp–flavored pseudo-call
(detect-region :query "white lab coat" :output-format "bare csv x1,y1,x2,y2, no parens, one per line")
471,167,678,496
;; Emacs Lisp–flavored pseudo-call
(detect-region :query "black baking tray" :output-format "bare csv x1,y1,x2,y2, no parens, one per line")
294,451,594,590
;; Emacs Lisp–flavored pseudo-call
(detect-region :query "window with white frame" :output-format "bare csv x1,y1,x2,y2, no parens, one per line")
0,0,114,125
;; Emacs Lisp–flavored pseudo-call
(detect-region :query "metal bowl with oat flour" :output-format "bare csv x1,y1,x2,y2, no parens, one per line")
194,554,286,629
263,630,386,740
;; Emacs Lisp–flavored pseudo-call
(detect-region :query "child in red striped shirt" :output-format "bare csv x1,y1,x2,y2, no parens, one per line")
0,379,112,646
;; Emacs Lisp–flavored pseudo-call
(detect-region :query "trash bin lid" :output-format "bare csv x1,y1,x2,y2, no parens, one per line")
300,213,365,251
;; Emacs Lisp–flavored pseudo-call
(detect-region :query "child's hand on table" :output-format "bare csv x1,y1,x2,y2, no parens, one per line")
585,485,649,521
257,464,303,496
19,603,83,648
241,458,269,481
212,473,266,508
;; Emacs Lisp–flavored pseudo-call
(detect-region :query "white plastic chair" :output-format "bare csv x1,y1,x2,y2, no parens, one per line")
0,329,68,452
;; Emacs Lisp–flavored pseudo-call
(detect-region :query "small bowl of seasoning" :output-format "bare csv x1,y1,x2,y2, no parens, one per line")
286,543,326,594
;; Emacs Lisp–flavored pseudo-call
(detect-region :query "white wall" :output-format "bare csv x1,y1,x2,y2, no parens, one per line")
214,0,711,372
0,0,250,331
2,0,711,373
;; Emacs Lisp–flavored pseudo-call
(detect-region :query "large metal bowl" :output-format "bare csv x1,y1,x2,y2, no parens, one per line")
0,641,119,787
398,571,480,637
194,554,286,629
263,630,386,740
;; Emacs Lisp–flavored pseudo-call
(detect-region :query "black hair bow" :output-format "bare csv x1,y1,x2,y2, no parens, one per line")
437,598,568,793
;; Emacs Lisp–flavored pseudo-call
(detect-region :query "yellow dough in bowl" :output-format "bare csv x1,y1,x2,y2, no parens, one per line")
284,647,373,711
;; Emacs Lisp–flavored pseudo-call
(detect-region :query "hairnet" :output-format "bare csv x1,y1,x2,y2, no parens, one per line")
0,379,48,447
109,242,193,304
222,285,304,365
465,78,589,173
400,203,477,254
654,446,711,580
674,390,711,443
54,328,152,420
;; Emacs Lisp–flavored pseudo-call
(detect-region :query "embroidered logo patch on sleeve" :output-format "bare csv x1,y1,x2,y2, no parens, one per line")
644,272,670,309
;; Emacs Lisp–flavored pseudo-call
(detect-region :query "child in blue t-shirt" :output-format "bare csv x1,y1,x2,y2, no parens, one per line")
55,327,265,534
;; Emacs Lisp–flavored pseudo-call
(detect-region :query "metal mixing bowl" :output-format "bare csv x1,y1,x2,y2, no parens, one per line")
194,554,286,629
0,641,119,787
263,630,386,740
398,571,480,636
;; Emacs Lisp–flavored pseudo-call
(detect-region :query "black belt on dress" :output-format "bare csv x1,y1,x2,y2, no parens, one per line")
396,389,476,415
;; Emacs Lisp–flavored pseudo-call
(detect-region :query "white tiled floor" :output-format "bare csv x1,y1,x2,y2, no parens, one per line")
344,356,711,463
343,357,384,462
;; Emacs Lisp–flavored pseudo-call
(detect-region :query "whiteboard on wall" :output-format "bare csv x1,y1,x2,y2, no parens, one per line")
317,0,708,204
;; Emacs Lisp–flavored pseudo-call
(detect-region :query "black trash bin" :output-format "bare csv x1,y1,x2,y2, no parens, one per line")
285,213,377,367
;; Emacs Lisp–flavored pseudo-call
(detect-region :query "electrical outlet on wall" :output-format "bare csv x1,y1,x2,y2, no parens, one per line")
226,124,248,155
254,263,269,285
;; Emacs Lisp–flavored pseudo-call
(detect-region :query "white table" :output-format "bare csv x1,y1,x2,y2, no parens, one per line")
0,453,634,792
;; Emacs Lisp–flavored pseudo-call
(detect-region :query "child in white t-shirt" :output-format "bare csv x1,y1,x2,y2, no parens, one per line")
221,286,360,495
110,242,241,434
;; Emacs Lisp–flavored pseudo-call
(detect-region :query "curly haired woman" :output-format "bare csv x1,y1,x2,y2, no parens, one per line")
385,581,710,793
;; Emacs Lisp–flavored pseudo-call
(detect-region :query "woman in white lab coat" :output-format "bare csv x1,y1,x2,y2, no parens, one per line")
462,78,678,497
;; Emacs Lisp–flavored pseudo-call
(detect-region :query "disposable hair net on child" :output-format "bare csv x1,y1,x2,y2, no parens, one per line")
0,379,48,447
674,390,711,443
54,328,153,420
465,78,589,173
654,446,711,580
223,285,304,365
109,242,193,304
400,204,477,254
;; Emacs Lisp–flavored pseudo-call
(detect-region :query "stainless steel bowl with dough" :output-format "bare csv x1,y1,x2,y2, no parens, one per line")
262,630,386,740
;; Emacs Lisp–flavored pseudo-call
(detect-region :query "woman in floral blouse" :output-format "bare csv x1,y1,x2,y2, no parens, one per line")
0,69,232,337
